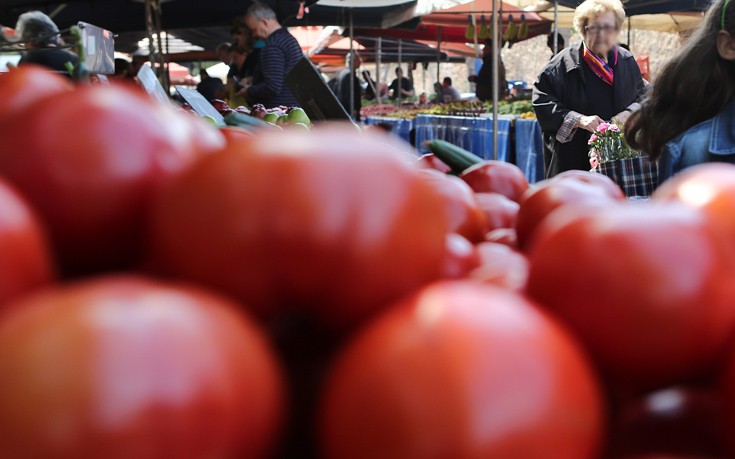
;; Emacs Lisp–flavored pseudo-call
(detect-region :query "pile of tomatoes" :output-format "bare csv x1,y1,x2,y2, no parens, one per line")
2,66,735,459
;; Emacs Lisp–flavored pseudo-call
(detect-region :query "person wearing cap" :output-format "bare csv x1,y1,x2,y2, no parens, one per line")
15,11,78,74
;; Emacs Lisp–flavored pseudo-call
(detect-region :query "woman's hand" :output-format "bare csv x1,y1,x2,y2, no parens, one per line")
612,110,631,126
578,115,605,133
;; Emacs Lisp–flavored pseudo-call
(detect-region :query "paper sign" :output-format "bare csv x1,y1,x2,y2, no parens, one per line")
78,22,114,74
175,86,225,127
137,64,171,105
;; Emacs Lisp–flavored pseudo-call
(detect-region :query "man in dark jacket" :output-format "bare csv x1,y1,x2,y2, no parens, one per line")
330,53,363,121
243,3,303,108
15,11,78,75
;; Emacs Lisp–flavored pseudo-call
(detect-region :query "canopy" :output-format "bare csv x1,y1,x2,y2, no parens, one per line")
535,7,703,33
554,0,710,15
421,0,549,27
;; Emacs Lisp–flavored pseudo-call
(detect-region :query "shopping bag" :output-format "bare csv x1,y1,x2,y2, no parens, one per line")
593,156,658,197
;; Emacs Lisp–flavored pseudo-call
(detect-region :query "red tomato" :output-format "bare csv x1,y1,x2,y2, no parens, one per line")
220,126,254,144
655,164,735,246
485,227,519,249
460,161,529,202
0,178,54,305
420,170,486,242
416,154,451,174
0,85,224,275
469,242,529,291
527,204,735,390
0,276,283,459
474,192,519,232
441,233,480,279
320,281,605,459
552,169,625,199
0,65,72,122
516,179,624,252
149,126,450,329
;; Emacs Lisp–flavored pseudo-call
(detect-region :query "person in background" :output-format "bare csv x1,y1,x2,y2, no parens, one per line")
440,77,461,103
362,69,378,101
532,0,645,177
197,69,225,102
389,67,414,100
243,2,302,108
112,58,131,81
547,31,566,56
418,92,429,107
469,39,508,102
626,0,735,183
15,11,78,74
331,53,363,120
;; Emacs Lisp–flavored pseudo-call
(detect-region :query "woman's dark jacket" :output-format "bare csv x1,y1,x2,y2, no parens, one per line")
532,43,646,177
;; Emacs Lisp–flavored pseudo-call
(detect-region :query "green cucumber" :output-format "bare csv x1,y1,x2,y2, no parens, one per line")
425,140,483,174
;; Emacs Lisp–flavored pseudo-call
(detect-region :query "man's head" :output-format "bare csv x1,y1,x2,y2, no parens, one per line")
547,32,565,53
442,77,452,88
16,11,60,48
395,67,404,78
245,3,279,40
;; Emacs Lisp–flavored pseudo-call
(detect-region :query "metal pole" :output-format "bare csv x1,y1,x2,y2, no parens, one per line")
376,36,382,103
349,8,355,120
627,16,632,47
554,0,559,54
398,38,402,106
492,0,499,160
436,26,441,90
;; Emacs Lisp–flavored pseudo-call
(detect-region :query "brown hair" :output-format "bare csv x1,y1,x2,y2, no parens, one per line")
625,0,735,159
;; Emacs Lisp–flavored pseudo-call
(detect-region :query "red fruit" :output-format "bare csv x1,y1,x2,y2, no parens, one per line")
0,65,72,122
441,233,481,279
416,154,451,174
320,282,605,459
460,161,529,202
474,192,519,232
420,170,486,242
469,242,529,291
0,276,284,459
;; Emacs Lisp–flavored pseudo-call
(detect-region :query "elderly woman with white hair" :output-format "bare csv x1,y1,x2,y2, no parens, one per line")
532,0,646,177
15,11,78,74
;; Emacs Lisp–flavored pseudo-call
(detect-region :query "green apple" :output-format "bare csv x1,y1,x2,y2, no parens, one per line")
263,113,279,124
201,115,218,126
276,115,290,126
290,122,310,131
287,107,311,127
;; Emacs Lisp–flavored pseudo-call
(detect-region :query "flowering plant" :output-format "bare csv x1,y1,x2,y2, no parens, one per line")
588,122,640,169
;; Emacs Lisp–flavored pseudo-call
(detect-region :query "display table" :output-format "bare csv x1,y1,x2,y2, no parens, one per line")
364,116,413,144
414,115,513,162
514,119,545,184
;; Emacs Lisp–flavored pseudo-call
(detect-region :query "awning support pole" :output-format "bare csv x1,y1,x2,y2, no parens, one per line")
349,8,355,120
492,0,499,161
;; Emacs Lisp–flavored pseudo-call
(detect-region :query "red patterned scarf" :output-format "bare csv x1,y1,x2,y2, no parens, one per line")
582,45,618,86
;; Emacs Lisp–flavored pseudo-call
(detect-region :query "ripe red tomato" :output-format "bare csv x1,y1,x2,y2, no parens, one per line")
459,161,529,202
320,281,605,459
0,178,54,305
420,170,486,242
220,126,254,144
552,169,625,199
0,84,224,275
469,242,529,291
441,233,480,279
416,154,451,174
149,126,450,329
610,387,724,458
0,65,72,122
474,192,519,232
484,227,519,249
527,204,735,390
654,164,735,245
516,178,624,252
0,276,283,459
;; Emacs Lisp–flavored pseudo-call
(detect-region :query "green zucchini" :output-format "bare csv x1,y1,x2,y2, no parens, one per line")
425,140,483,174
223,112,273,131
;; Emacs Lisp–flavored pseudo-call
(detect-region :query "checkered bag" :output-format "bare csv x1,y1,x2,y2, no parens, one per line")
593,157,658,197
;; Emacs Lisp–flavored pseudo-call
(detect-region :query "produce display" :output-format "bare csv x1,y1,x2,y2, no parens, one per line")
361,99,536,120
3,65,735,459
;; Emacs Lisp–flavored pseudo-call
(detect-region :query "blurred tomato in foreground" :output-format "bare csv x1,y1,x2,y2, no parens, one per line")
320,282,604,459
0,178,54,306
149,126,449,329
516,178,624,252
655,164,735,243
527,204,735,390
441,233,480,279
460,160,529,202
552,169,625,200
0,276,283,459
417,153,451,174
419,170,486,242
469,242,529,291
0,65,72,122
0,84,224,275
